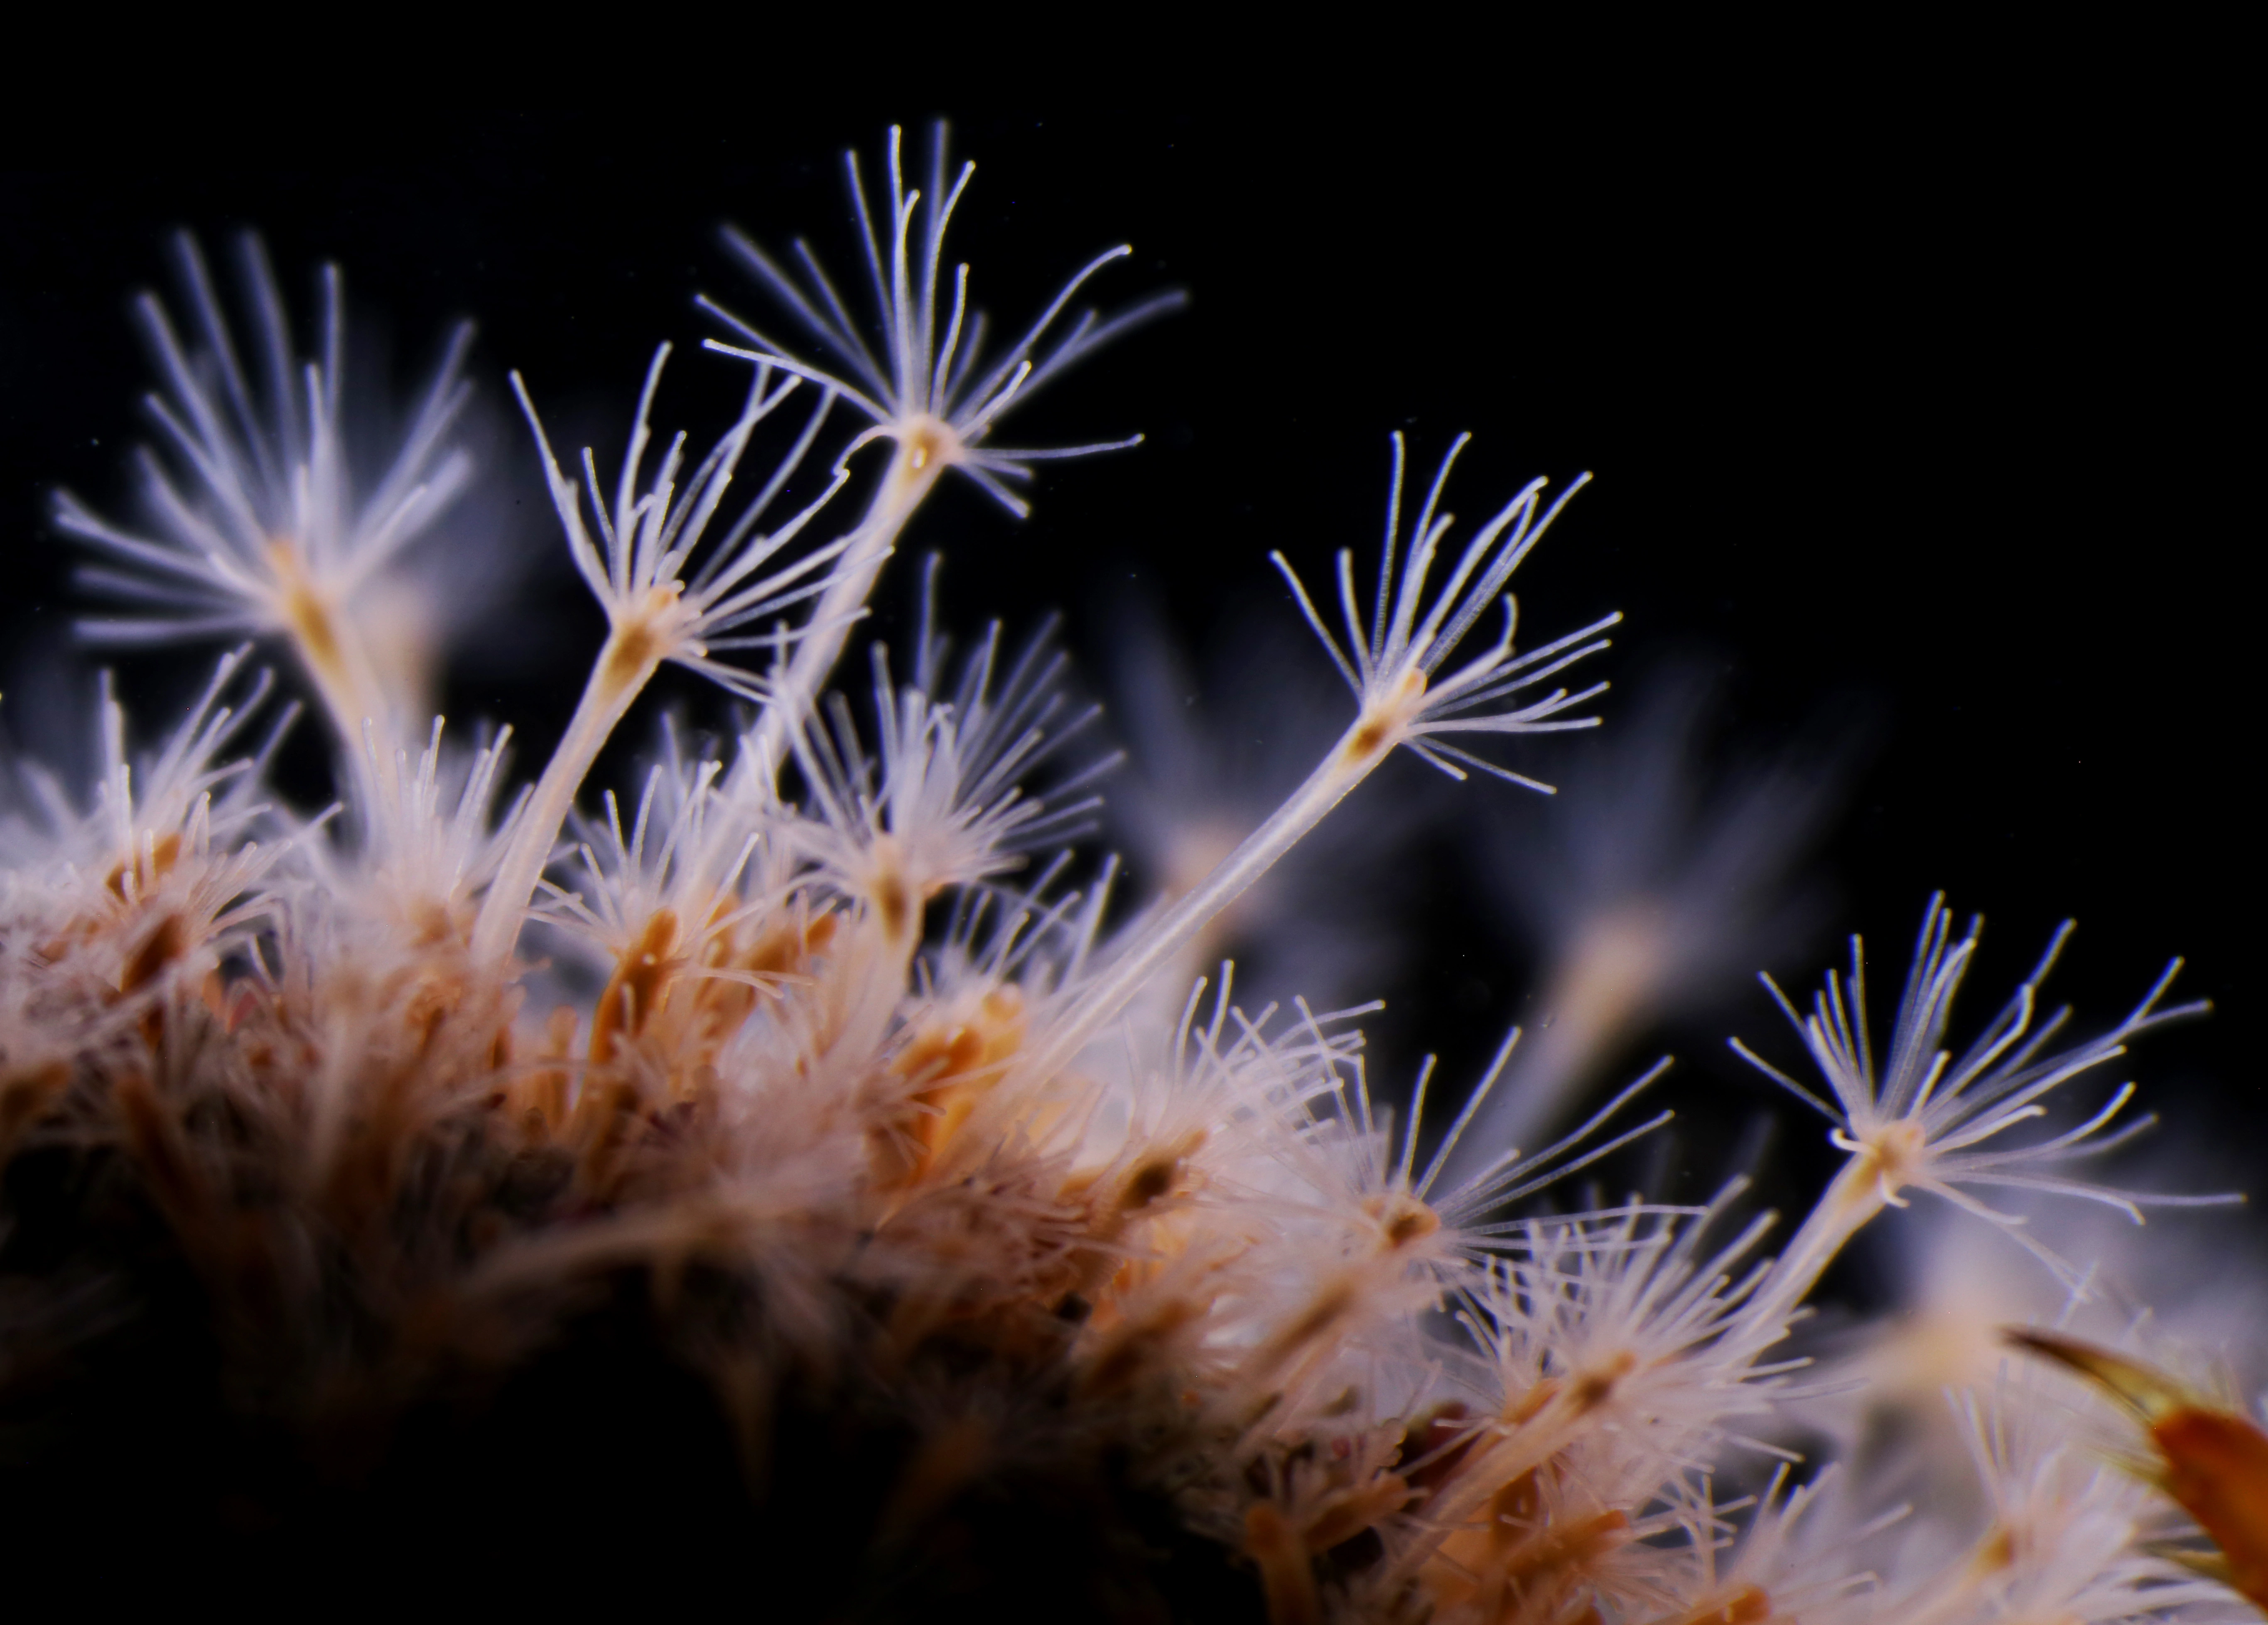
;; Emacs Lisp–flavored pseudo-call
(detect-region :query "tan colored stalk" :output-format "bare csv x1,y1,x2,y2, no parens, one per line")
732,425,950,794
467,591,681,965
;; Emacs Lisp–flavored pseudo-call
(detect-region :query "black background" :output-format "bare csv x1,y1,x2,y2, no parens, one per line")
3,79,2257,1250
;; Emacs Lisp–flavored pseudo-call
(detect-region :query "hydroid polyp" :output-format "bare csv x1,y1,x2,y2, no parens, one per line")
2,122,2258,1622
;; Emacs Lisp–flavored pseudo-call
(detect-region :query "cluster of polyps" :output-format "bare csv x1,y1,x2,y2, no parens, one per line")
4,126,2261,1620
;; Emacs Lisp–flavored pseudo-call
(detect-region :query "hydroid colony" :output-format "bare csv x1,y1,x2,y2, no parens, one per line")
2,127,2261,1619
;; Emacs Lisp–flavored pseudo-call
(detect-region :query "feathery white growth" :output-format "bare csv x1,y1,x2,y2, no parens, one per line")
537,745,782,1013
35,651,294,1007
1012,433,1618,1087
703,121,1183,517
1051,962,1333,1184
788,560,1114,949
701,123,1179,790
1272,431,1620,789
1281,1024,1679,1282
313,717,523,943
1050,984,1460,1433
53,233,476,778
1454,1188,1796,1502
1372,1189,1813,1624
87,651,284,875
1735,896,2238,1308
470,347,849,965
903,859,1102,1041
513,346,849,706
1645,1466,1879,1625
